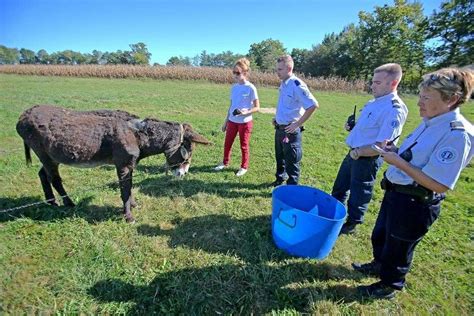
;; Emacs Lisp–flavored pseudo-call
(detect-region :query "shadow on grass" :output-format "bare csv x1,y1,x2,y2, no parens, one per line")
138,214,280,264
136,174,272,199
0,196,122,223
89,262,366,314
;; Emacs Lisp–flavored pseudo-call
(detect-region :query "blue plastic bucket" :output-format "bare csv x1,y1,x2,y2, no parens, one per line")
271,185,346,259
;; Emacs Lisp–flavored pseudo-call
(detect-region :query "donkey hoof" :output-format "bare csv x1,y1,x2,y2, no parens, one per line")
125,216,136,224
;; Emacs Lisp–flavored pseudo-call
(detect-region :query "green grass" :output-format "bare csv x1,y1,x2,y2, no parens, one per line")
0,74,472,314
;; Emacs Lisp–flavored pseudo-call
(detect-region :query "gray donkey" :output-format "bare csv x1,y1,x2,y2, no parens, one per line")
17,105,211,222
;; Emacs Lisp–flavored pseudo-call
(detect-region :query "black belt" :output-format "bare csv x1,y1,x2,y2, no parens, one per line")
349,149,380,160
275,124,305,131
275,124,289,130
381,177,443,203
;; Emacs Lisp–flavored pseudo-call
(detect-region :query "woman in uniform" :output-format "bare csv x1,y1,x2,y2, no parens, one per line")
353,67,474,299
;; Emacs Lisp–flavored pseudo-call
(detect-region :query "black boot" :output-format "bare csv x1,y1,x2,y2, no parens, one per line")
352,260,381,276
339,219,358,235
357,281,396,299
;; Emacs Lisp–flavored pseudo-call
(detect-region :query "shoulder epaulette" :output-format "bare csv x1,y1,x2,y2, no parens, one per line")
294,79,301,86
392,99,401,108
450,121,465,131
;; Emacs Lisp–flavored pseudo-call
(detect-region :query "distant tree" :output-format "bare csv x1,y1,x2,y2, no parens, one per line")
248,38,287,71
129,42,151,65
167,56,192,66
426,0,474,67
0,45,20,64
356,0,427,81
290,48,310,73
36,49,50,64
19,48,36,64
89,50,103,64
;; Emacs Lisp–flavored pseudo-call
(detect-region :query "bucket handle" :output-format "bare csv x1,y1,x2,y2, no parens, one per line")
277,208,297,228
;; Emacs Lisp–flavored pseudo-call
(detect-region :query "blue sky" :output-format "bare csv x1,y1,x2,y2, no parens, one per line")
1,0,443,65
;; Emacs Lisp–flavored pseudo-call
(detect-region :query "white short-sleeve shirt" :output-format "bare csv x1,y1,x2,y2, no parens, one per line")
275,75,318,125
386,108,474,190
346,92,408,148
228,81,258,124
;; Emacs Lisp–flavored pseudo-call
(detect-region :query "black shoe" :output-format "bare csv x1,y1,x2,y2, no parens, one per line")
357,281,396,299
352,260,381,276
339,220,358,235
271,179,285,187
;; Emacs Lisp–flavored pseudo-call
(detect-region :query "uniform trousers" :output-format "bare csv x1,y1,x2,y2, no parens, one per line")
372,190,442,290
274,127,302,185
331,153,383,223
223,120,253,169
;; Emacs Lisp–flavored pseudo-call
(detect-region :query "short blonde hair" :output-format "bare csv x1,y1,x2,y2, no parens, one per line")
374,63,403,82
277,55,294,69
419,67,474,108
234,58,251,72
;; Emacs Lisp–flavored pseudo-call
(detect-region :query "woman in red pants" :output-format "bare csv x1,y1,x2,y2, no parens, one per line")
214,58,260,176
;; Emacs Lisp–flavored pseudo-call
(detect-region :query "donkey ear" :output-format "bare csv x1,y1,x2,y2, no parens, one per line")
128,119,146,132
183,123,212,145
189,132,212,145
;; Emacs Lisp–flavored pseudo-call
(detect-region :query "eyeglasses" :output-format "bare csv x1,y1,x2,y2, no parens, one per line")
233,71,242,75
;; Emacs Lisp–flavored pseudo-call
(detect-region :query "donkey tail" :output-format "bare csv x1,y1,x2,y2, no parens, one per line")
24,142,32,166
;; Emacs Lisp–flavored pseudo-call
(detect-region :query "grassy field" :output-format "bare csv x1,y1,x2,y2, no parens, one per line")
0,74,472,314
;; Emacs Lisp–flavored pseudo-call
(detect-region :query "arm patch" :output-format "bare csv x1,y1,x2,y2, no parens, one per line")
450,121,465,131
392,99,401,108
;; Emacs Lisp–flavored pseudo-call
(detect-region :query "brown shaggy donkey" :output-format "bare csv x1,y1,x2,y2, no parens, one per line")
16,105,211,222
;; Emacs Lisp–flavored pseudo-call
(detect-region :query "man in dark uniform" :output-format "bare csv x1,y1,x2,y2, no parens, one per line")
272,55,319,186
332,63,408,235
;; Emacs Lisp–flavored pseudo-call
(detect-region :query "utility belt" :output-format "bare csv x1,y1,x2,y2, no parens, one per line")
349,148,380,160
275,124,305,131
381,176,444,204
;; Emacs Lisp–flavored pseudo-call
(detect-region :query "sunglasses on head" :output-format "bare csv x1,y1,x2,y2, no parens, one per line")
429,73,455,83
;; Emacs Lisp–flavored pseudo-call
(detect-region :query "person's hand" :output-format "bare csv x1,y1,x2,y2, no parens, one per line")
221,122,227,132
239,108,250,115
381,151,404,167
349,148,360,160
379,139,398,153
285,122,300,134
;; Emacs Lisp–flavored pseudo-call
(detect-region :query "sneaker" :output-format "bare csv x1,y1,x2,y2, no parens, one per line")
235,168,247,177
357,281,396,299
214,163,227,171
352,260,381,276
339,219,359,235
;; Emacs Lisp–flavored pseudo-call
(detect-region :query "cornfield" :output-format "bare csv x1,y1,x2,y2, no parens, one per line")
0,64,366,92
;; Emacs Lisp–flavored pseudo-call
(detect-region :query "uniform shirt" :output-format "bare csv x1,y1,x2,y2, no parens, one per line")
228,81,258,124
275,75,318,125
386,108,474,190
346,92,408,148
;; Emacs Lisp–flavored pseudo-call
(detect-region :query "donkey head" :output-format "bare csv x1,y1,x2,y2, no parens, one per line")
130,119,211,177
165,123,211,177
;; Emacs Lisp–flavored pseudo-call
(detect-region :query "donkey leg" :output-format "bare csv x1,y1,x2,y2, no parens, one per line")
117,166,135,223
39,167,59,206
45,163,75,207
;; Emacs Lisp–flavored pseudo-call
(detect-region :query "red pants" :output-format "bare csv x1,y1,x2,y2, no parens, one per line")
222,120,253,169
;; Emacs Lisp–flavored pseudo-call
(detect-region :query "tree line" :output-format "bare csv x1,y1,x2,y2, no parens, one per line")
0,0,472,90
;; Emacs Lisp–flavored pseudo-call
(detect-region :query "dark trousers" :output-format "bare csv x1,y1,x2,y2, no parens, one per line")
331,153,383,223
372,191,441,290
274,128,302,185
